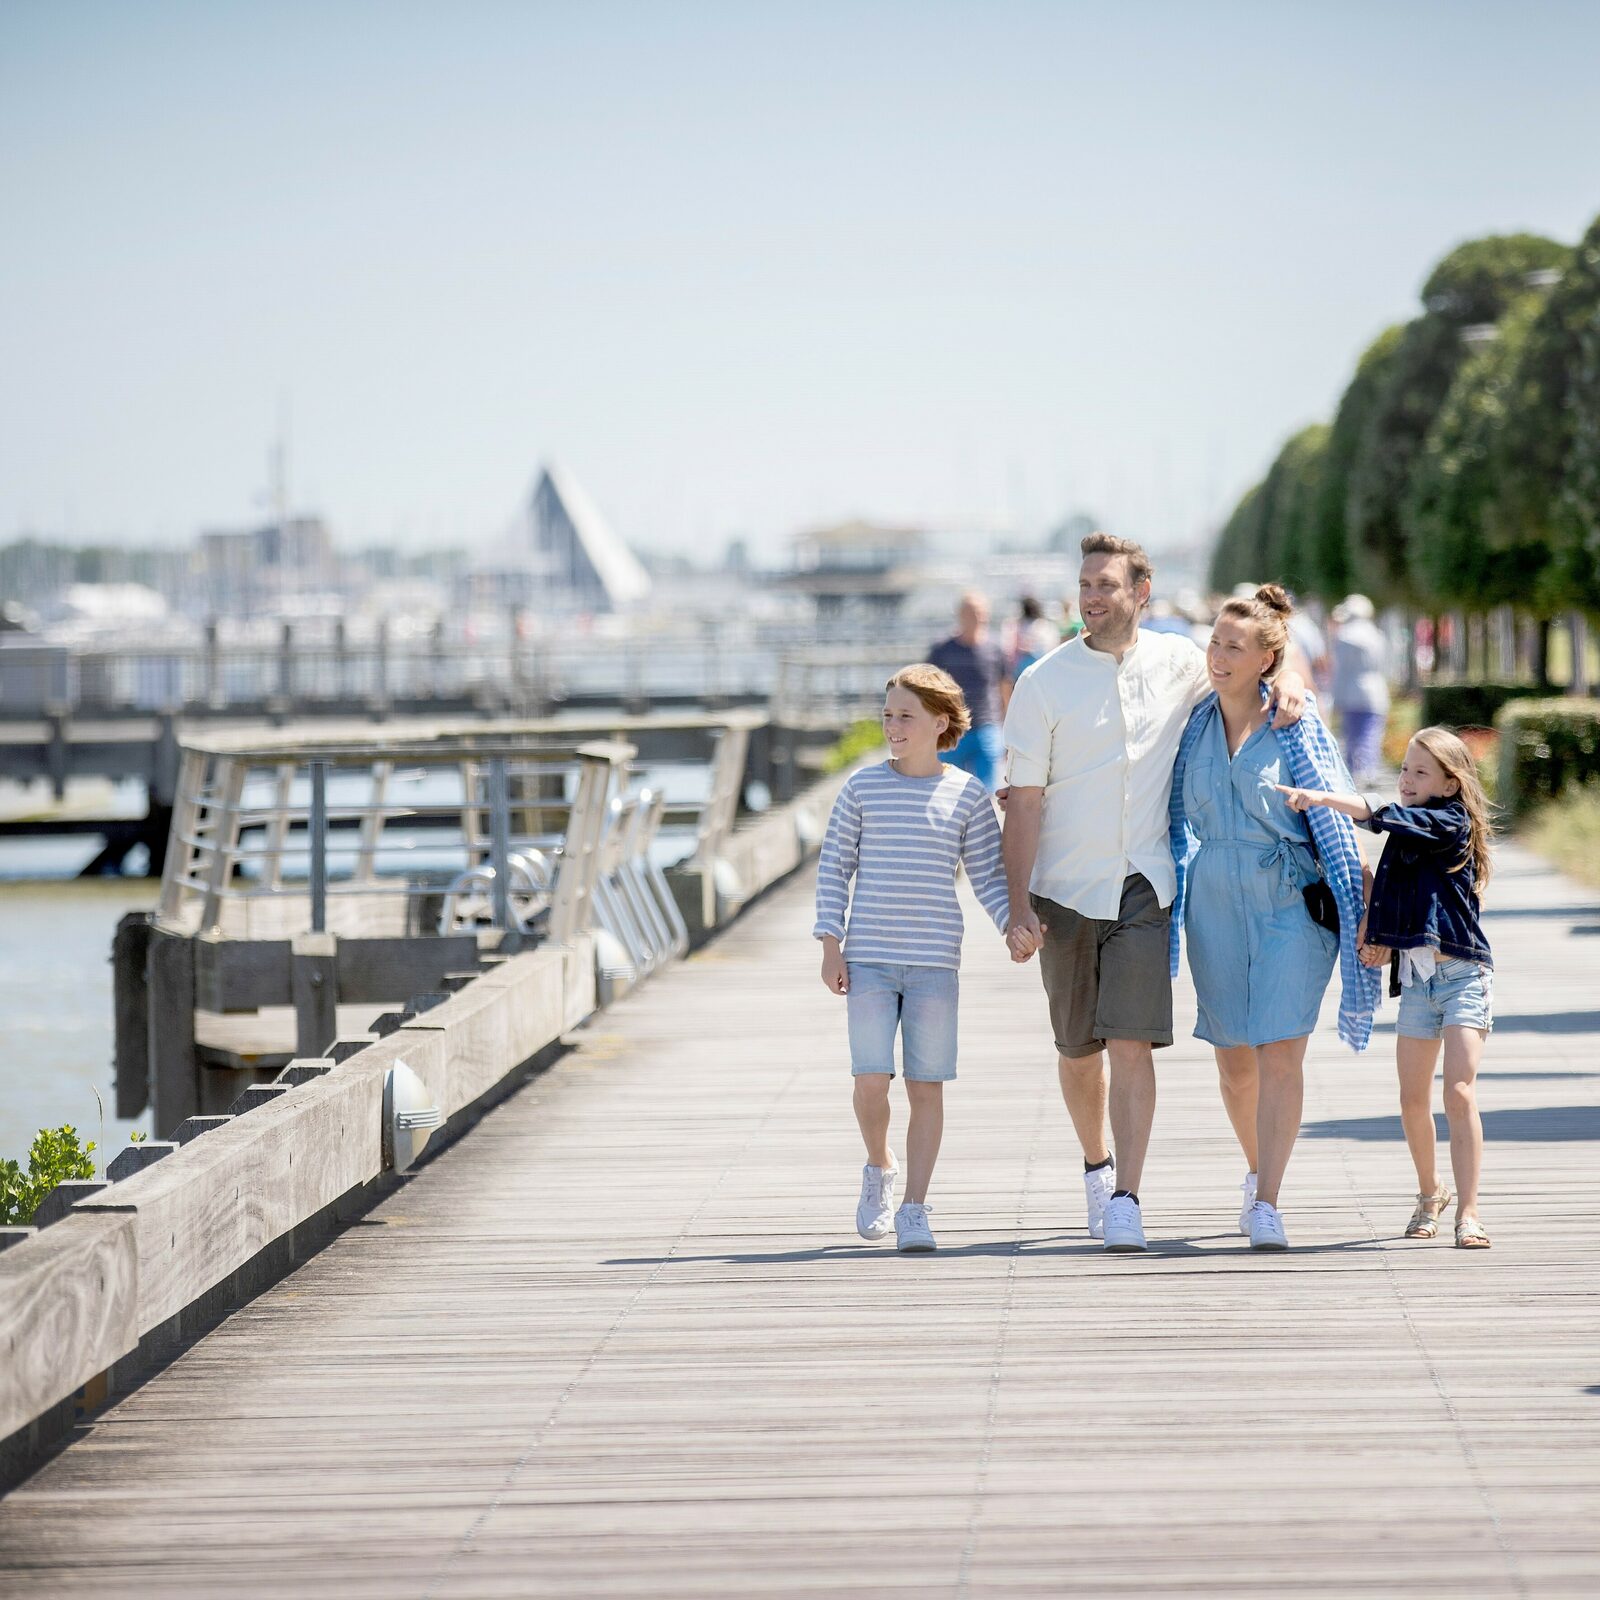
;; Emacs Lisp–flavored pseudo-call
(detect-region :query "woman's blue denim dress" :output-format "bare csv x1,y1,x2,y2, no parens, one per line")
1181,713,1338,1049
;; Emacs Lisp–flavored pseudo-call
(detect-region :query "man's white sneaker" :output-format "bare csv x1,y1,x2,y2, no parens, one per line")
894,1201,937,1253
1101,1195,1147,1253
1084,1163,1116,1240
1238,1171,1258,1235
1248,1200,1289,1252
856,1162,898,1240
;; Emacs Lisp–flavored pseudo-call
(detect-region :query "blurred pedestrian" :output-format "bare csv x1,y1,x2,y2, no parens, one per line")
929,592,1007,789
1330,594,1390,784
1008,595,1060,682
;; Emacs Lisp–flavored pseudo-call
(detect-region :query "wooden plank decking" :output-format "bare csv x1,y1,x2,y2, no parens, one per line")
1,843,1597,1597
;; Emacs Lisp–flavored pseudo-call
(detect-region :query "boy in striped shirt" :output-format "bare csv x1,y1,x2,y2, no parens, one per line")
814,663,1011,1253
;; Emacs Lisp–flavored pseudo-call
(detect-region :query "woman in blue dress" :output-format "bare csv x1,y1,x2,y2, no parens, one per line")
1169,586,1373,1252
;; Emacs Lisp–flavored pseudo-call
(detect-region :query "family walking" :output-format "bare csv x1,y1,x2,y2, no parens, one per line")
813,534,1497,1256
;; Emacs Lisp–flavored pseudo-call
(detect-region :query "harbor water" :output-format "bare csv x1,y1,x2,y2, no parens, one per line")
0,876,157,1170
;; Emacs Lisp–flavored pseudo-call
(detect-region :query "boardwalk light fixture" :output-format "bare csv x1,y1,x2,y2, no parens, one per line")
383,1059,443,1173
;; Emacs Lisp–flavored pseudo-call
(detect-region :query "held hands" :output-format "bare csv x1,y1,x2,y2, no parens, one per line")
1355,909,1388,967
820,939,848,995
1007,907,1046,964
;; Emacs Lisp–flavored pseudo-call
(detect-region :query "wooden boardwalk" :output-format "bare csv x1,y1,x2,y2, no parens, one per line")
1,843,1597,1597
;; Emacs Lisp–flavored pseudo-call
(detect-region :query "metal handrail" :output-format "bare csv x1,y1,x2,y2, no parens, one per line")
154,732,639,945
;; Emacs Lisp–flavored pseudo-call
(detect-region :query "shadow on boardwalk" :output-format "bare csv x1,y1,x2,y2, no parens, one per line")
1303,1104,1600,1143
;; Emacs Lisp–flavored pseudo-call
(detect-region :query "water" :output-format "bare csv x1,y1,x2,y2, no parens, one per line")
0,878,157,1170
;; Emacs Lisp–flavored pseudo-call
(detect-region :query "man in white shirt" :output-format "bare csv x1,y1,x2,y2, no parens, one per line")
1002,534,1306,1252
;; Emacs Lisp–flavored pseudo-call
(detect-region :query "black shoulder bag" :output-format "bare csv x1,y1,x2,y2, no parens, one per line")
1301,828,1341,935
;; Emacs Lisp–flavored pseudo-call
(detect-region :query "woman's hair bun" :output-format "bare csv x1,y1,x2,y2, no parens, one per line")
1254,583,1293,616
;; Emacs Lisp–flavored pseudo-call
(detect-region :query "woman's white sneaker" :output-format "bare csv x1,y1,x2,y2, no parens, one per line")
1248,1200,1289,1252
1102,1195,1147,1252
856,1162,898,1240
1238,1171,1258,1235
1084,1163,1116,1240
894,1201,937,1252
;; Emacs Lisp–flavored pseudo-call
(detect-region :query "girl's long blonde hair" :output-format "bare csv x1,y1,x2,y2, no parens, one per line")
1412,726,1494,889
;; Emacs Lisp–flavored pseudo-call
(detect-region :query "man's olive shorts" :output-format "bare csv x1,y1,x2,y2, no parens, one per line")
1031,874,1174,1058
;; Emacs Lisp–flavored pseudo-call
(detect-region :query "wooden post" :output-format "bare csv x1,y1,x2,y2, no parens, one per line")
277,621,293,703
291,932,338,1058
373,619,390,719
113,913,152,1119
45,707,69,800
204,618,222,708
147,930,198,1137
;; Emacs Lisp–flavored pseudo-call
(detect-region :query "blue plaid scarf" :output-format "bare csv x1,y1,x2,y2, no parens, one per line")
1167,688,1380,1052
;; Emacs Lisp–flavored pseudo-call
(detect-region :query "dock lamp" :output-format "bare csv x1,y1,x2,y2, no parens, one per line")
383,1060,444,1174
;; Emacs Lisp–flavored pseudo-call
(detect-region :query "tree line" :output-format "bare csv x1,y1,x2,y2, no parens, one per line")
1209,216,1600,620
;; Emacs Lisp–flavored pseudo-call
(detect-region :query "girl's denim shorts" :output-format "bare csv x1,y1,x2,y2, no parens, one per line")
845,962,959,1081
1396,955,1494,1040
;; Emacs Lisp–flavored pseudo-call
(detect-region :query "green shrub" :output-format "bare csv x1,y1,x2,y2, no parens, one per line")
821,719,886,774
1525,783,1600,889
0,1125,98,1226
1419,681,1547,729
1495,698,1600,818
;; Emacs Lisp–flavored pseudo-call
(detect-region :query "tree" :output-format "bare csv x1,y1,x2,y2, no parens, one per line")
1559,224,1600,612
1260,425,1331,594
1208,481,1265,593
1405,295,1551,611
1308,325,1404,601
1487,217,1597,602
1346,234,1570,606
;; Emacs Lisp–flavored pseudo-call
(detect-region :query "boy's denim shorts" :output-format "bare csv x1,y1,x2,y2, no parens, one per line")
1396,955,1494,1040
846,962,959,1082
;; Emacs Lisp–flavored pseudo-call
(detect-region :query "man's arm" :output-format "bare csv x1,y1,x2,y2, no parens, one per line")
1002,786,1046,962
1267,666,1308,729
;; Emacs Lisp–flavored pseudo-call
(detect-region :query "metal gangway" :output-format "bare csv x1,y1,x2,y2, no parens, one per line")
149,716,769,990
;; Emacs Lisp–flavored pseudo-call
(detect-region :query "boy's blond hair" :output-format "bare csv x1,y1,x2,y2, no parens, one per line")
885,663,972,752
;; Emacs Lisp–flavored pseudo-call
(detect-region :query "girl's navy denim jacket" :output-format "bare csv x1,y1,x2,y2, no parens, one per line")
1359,796,1492,970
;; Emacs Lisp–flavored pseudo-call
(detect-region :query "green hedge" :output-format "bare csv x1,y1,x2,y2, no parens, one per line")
1420,681,1548,729
1495,698,1600,818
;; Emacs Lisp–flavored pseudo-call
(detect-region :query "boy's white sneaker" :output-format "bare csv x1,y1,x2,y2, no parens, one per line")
1102,1195,1147,1253
894,1201,937,1253
1248,1200,1289,1252
1238,1171,1258,1235
1084,1163,1116,1240
856,1162,898,1240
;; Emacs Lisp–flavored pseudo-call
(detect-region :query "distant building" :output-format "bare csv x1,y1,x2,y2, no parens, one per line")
514,463,651,612
198,516,335,616
778,519,929,620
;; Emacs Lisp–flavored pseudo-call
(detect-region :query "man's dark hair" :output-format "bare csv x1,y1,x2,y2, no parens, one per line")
1080,532,1153,588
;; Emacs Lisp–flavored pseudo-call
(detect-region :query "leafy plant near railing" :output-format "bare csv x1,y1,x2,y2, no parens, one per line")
820,719,886,774
0,1125,97,1226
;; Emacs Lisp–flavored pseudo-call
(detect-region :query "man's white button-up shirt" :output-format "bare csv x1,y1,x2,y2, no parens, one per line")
1002,630,1212,919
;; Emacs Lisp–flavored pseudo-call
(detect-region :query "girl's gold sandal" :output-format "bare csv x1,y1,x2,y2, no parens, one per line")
1405,1188,1451,1238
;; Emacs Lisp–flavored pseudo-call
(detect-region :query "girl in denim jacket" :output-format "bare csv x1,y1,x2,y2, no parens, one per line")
1277,727,1495,1249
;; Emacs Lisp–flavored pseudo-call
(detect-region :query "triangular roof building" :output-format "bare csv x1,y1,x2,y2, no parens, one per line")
524,462,651,611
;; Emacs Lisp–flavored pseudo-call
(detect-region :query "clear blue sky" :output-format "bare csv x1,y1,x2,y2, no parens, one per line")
3,0,1597,561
